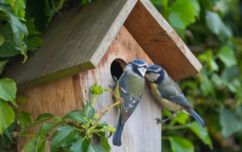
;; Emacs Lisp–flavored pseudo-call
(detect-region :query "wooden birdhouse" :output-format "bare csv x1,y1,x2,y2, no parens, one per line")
6,0,202,151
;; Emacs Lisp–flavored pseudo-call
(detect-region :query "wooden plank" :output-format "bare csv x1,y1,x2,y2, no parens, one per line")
125,0,202,80
17,76,81,150
78,26,161,152
5,0,137,89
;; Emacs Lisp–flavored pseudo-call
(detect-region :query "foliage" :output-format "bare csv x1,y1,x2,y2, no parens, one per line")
152,0,242,151
0,0,242,151
0,0,92,150
20,84,115,152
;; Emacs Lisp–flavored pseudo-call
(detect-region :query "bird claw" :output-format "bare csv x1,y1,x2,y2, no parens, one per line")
155,112,178,125
155,118,170,124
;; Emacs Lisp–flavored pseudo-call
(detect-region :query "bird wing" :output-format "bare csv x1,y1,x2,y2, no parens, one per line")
158,81,192,108
118,72,143,119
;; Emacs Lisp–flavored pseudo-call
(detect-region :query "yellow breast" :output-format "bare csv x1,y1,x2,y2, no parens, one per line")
150,83,182,111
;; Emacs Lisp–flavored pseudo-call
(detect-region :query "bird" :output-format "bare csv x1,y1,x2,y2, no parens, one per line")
145,64,205,127
112,59,147,146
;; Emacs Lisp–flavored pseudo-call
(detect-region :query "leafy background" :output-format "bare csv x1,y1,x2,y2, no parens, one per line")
0,0,242,152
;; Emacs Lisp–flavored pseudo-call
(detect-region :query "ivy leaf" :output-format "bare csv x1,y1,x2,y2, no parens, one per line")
169,136,194,152
187,122,213,149
0,78,16,103
51,125,78,151
83,103,95,119
217,46,237,67
0,5,28,58
198,50,218,72
18,111,32,133
70,136,88,152
168,0,200,30
0,101,15,134
206,11,232,40
65,110,87,124
219,108,242,138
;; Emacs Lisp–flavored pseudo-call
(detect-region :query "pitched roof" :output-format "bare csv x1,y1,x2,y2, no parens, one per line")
6,0,202,89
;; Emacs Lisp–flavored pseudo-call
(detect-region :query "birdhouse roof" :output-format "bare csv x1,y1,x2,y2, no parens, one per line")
6,0,202,89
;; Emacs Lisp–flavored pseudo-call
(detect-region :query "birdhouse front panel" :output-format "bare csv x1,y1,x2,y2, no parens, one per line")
78,26,161,152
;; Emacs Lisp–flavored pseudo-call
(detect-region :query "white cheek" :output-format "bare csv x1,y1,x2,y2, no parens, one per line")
146,73,159,82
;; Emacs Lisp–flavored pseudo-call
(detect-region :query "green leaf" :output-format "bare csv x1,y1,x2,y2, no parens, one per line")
5,0,26,18
0,101,15,134
0,78,17,103
83,103,96,119
18,111,32,133
100,135,111,152
87,143,106,152
38,122,56,135
65,110,87,124
173,111,189,125
188,122,213,149
0,34,4,46
22,137,37,152
0,60,8,75
51,125,78,151
22,135,46,152
217,46,237,67
219,108,242,138
35,113,54,122
0,5,28,58
169,136,194,152
199,70,214,96
198,50,218,72
70,136,88,152
206,11,232,40
26,18,43,51
38,117,63,136
168,0,200,30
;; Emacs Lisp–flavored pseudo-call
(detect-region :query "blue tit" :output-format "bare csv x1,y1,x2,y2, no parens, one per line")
145,64,205,127
112,59,147,146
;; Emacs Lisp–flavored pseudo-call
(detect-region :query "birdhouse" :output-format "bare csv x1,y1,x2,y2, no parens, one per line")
6,0,202,151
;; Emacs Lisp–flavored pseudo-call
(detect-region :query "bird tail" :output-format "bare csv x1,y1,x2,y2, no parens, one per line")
113,116,124,146
188,108,205,127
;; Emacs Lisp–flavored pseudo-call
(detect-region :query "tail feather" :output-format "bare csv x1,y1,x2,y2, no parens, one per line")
113,117,124,146
188,108,205,127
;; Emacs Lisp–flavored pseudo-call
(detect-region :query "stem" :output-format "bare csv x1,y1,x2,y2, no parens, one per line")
96,100,120,121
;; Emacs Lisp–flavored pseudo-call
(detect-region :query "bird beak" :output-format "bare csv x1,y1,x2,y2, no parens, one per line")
138,67,147,77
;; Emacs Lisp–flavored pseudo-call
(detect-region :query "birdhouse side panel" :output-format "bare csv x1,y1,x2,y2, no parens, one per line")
17,76,82,150
77,26,161,152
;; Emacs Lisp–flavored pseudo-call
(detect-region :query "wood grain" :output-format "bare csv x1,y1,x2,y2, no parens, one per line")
5,0,201,91
78,26,161,152
125,0,202,80
17,76,80,150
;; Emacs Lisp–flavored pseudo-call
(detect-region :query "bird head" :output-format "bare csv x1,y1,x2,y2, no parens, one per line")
124,59,147,77
145,64,165,84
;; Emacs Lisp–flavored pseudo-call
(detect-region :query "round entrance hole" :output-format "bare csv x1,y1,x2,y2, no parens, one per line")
110,59,126,81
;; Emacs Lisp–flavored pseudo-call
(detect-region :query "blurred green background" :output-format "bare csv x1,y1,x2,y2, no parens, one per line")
0,0,242,151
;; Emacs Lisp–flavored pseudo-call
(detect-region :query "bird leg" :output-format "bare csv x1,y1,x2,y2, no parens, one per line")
155,112,178,124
